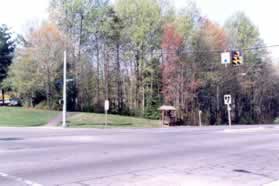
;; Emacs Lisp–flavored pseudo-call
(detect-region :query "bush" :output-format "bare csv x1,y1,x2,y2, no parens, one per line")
144,106,160,120
274,117,279,124
34,101,60,110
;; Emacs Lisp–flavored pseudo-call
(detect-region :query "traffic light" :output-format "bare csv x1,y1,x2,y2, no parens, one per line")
231,51,243,66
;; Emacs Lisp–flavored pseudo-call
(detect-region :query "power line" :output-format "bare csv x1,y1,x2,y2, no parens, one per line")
178,44,279,54
94,44,279,56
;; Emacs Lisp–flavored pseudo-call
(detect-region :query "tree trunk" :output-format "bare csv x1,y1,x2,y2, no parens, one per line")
235,94,239,124
96,37,100,104
135,50,140,112
75,13,84,111
47,68,51,110
1,89,4,105
116,42,123,113
104,47,109,101
140,46,145,115
216,85,221,125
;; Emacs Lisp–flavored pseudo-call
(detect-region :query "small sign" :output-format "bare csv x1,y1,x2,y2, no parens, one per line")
224,95,232,105
104,100,109,111
221,52,231,64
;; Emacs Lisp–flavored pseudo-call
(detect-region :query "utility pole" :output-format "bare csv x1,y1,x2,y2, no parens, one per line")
62,50,67,128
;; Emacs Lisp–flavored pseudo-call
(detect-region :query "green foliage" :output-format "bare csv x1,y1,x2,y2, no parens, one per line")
115,0,161,47
225,12,260,49
144,104,160,120
5,23,65,109
4,51,41,98
0,25,15,85
274,117,279,124
224,12,265,65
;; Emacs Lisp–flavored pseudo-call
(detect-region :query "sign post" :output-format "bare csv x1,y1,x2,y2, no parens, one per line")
224,95,232,128
198,110,202,127
104,100,109,127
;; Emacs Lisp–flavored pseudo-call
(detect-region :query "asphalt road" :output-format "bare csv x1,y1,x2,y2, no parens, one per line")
0,125,279,186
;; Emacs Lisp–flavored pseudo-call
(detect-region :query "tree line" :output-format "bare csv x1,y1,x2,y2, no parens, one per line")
1,0,279,125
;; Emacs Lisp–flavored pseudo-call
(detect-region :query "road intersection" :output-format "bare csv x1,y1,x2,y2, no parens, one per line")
0,125,278,186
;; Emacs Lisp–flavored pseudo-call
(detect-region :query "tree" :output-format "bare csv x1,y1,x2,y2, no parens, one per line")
6,23,65,109
224,12,267,124
0,25,15,104
192,18,228,125
5,0,279,125
3,49,41,107
49,0,110,111
115,0,161,115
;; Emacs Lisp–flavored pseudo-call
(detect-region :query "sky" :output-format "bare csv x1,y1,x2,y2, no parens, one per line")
0,0,278,60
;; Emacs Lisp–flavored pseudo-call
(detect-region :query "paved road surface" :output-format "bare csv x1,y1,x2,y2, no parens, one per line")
0,125,279,186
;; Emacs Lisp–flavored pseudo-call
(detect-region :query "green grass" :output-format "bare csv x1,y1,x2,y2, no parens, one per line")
0,107,59,127
68,113,161,128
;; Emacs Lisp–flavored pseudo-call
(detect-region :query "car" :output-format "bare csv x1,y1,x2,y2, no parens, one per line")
0,99,10,106
9,98,21,106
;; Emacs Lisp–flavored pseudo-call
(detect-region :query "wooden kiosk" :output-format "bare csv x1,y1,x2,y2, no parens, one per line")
158,105,177,126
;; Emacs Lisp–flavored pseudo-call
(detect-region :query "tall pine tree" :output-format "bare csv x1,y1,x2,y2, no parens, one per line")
0,25,15,104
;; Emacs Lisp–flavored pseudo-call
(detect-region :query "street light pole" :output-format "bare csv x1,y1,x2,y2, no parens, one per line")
62,50,67,128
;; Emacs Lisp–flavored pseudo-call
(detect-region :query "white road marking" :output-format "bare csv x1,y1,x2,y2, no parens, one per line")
223,127,265,133
0,171,43,186
263,180,279,186
0,172,8,177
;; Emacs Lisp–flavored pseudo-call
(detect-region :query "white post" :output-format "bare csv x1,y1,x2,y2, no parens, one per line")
199,110,202,127
227,105,231,128
62,50,67,128
104,100,109,127
105,110,108,127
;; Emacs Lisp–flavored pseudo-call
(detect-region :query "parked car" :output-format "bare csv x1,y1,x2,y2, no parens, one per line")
0,99,10,106
9,98,21,106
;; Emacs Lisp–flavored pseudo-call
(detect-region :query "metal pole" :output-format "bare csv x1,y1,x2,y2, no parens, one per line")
62,50,67,128
227,105,231,128
199,110,202,127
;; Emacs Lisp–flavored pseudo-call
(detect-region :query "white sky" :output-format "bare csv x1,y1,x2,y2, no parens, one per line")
176,0,279,60
0,0,278,60
0,0,49,33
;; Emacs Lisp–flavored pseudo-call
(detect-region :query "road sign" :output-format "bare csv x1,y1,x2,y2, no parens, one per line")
104,100,109,111
221,52,231,64
224,95,231,105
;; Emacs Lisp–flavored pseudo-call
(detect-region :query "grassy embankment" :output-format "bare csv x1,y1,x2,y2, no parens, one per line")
0,107,160,128
0,107,59,127
68,112,161,128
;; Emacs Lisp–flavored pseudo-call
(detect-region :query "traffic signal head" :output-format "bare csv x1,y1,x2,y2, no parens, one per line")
231,51,243,66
